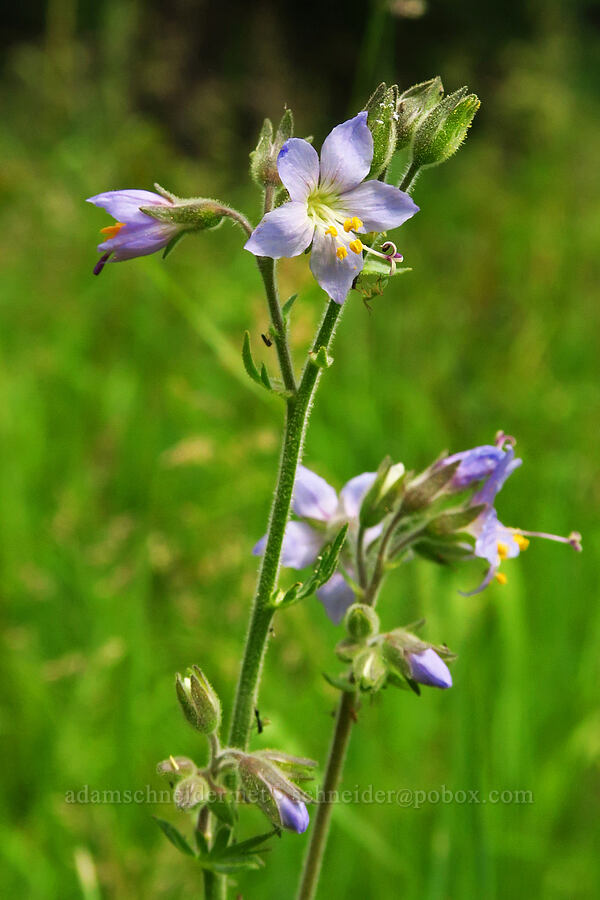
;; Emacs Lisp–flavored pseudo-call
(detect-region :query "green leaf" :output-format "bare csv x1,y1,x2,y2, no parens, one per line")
362,257,411,277
282,293,298,321
273,524,348,609
207,793,238,827
242,331,263,386
260,363,272,390
153,817,196,857
322,671,355,692
309,346,333,368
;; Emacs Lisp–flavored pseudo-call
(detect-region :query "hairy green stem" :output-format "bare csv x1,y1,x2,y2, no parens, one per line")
296,690,357,900
228,299,342,750
256,256,297,393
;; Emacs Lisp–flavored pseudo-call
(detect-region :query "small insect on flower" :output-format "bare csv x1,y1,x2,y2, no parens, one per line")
245,112,419,304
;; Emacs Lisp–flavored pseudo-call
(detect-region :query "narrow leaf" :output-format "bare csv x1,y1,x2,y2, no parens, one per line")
153,817,196,857
242,331,263,386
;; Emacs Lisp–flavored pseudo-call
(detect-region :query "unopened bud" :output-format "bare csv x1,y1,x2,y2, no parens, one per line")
344,603,379,640
352,646,387,692
175,666,221,734
382,629,454,690
364,82,399,178
360,457,406,527
412,87,480,168
395,77,444,150
174,774,211,810
156,756,196,779
250,109,295,188
238,754,310,833
401,459,460,512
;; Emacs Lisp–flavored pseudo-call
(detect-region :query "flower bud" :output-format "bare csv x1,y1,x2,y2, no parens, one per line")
344,603,380,640
250,109,295,188
175,666,221,734
364,82,399,178
400,459,460,512
237,754,311,833
156,756,197,779
359,457,406,527
139,197,224,231
352,646,387,692
382,629,454,690
412,87,480,168
395,77,444,150
174,774,211,810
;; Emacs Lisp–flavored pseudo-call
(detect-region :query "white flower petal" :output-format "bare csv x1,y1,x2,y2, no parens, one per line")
277,139,320,201
319,112,373,194
244,202,314,259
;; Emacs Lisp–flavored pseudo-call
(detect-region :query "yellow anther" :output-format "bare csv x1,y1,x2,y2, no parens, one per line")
336,246,348,261
169,754,180,771
351,216,363,230
497,541,509,560
514,534,530,551
494,572,508,586
349,239,363,254
343,218,354,232
100,222,126,238
325,225,338,237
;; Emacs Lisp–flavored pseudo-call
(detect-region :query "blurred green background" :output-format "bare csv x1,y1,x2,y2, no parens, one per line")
1,0,599,897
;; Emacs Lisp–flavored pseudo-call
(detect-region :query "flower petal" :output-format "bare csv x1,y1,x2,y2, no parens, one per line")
316,573,356,624
98,223,177,260
244,202,314,259
338,472,377,519
87,190,170,225
309,228,364,305
339,181,419,232
407,649,452,689
319,112,373,194
293,465,339,521
473,445,522,505
272,789,309,834
253,521,323,570
277,139,320,201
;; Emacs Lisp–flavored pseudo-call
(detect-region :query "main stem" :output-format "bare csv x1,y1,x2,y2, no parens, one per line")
228,299,342,750
296,690,357,900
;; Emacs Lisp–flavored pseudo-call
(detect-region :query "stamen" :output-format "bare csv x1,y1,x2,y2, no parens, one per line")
100,222,126,239
169,754,180,771
494,572,508,585
513,534,530,551
351,216,363,230
325,225,338,237
349,239,363,254
495,430,516,449
343,218,354,232
336,246,348,261
497,541,509,560
516,529,582,552
93,251,111,276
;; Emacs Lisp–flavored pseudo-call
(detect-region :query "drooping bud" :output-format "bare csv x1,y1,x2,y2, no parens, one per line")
140,197,225,231
174,773,211,810
352,645,387,692
382,628,454,690
175,665,221,734
156,756,197,779
359,457,406,527
395,77,444,150
412,87,480,168
363,82,399,178
344,603,380,641
237,754,311,833
250,108,295,188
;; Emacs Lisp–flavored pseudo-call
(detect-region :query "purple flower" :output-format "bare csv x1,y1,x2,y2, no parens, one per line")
407,648,453,689
253,465,382,623
452,434,582,594
87,190,181,274
272,789,310,834
244,112,419,304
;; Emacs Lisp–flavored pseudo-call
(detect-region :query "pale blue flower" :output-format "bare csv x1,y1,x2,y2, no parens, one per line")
87,190,180,274
450,434,582,594
253,465,382,623
272,788,310,834
407,648,453,689
244,112,419,304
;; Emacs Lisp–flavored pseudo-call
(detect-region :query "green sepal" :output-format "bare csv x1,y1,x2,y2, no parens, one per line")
162,231,187,259
363,82,399,178
412,87,480,168
140,198,224,230
428,503,486,535
395,77,444,150
401,459,461,512
272,524,348,609
153,817,196,857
